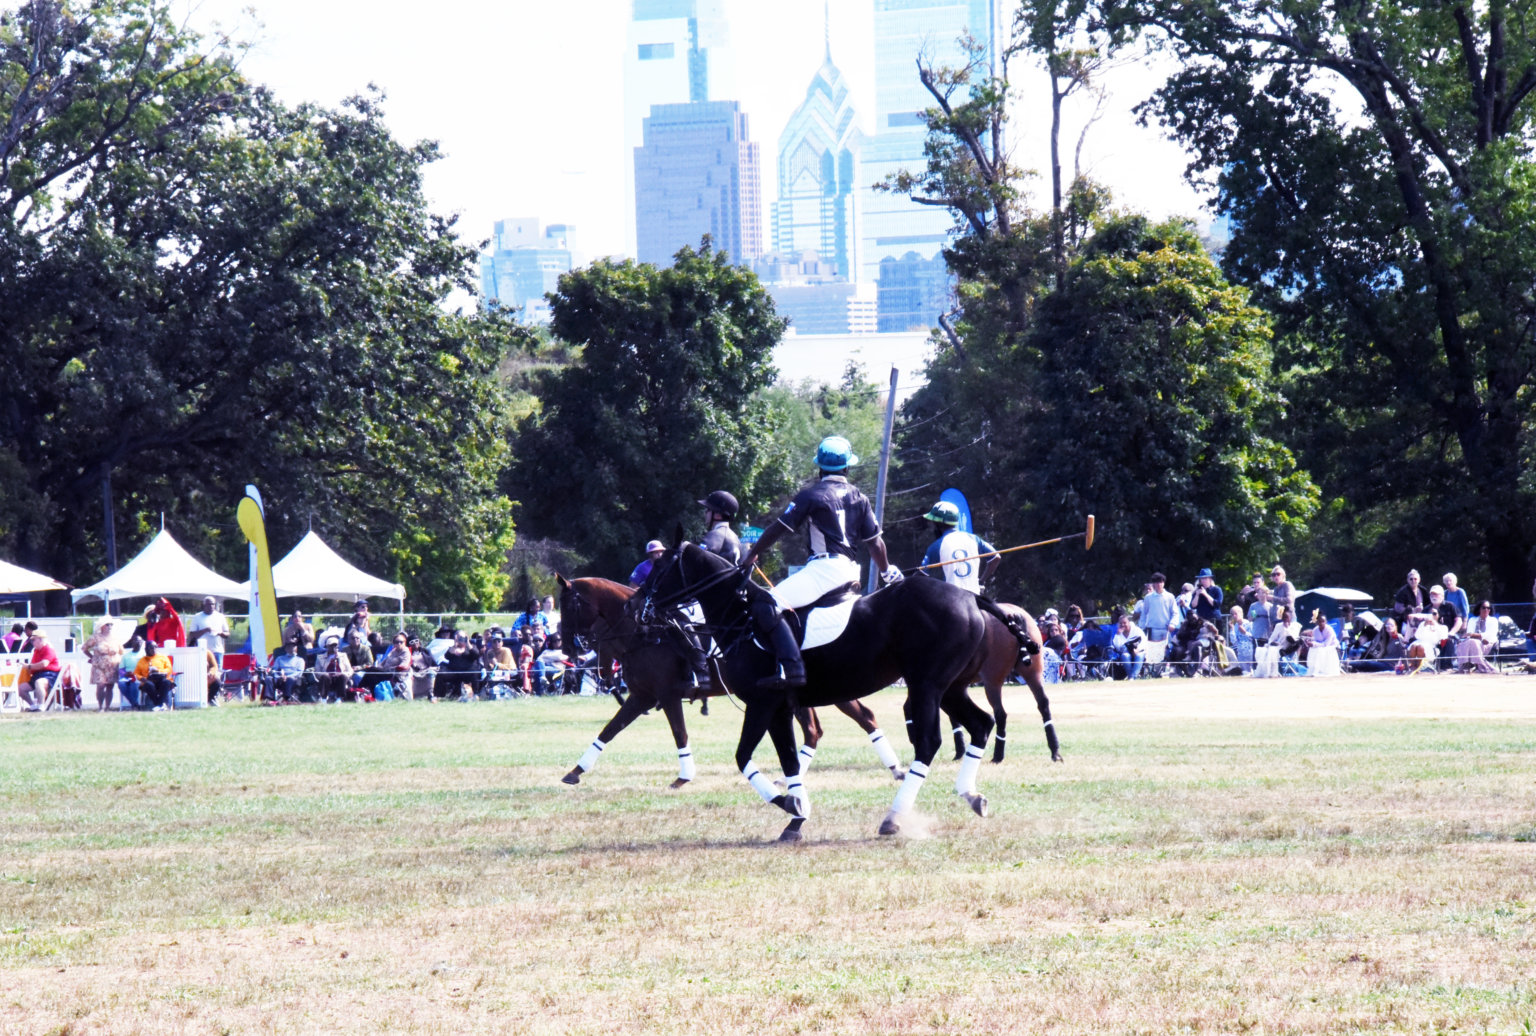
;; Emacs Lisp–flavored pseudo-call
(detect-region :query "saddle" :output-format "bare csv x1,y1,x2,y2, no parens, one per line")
785,582,861,651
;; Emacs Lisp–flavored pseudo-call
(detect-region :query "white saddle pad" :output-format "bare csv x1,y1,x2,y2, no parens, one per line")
802,598,858,651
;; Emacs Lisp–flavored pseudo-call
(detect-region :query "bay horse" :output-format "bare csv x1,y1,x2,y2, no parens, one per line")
945,602,1062,765
556,576,908,788
645,542,1036,841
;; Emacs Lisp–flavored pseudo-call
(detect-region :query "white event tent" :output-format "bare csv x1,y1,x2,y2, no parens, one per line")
70,528,246,606
252,531,405,603
1,559,70,595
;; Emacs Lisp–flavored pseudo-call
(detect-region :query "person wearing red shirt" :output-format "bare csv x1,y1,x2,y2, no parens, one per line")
21,630,61,710
147,597,186,647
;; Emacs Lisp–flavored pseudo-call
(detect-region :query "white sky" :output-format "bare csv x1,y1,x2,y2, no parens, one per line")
183,0,1212,261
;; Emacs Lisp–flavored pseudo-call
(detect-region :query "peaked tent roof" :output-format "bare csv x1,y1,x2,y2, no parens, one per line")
0,559,70,595
71,528,247,603
258,531,405,601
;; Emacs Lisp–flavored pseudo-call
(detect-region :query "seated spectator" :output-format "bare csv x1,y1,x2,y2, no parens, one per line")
317,636,355,702
345,628,374,683
536,633,572,695
1350,618,1406,672
1305,610,1342,676
20,630,62,710
1226,605,1255,673
372,632,413,701
481,630,518,698
1110,613,1144,681
1456,600,1499,673
134,641,176,710
3,622,25,653
1337,604,1373,659
270,641,306,702
118,635,145,709
1269,606,1303,655
344,600,371,642
1407,611,1449,674
426,626,455,664
201,647,223,705
435,632,481,701
1254,606,1301,678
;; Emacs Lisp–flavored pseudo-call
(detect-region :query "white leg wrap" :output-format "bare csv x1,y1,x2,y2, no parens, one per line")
677,747,695,782
891,760,929,815
955,743,985,796
952,725,964,738
784,775,808,818
797,744,816,771
742,763,780,804
577,739,606,773
868,729,900,771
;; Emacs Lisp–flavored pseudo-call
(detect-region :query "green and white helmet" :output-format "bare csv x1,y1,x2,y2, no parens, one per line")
924,501,961,526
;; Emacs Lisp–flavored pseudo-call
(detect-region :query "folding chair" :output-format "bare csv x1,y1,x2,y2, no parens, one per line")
0,656,23,713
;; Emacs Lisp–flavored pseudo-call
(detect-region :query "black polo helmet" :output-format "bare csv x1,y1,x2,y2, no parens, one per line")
698,490,739,519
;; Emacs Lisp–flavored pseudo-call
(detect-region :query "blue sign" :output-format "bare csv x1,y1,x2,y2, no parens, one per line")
938,488,972,533
741,525,764,545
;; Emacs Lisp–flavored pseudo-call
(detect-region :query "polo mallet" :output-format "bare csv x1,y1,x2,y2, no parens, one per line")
910,514,1096,575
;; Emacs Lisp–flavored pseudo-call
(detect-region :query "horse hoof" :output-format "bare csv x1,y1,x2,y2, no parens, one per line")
561,768,582,785
1051,753,1064,763
890,767,907,782
771,794,800,817
669,778,690,790
990,753,1005,765
878,813,901,837
779,818,805,842
963,792,989,818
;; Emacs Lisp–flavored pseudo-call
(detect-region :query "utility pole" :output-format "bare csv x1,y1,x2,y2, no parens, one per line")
867,365,899,594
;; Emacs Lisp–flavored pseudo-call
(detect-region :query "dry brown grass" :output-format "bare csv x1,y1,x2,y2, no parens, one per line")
3,674,1534,1034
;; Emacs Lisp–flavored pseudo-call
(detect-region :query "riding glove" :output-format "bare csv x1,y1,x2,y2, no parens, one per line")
882,564,904,585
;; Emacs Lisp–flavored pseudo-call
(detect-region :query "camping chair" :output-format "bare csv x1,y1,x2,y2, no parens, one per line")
220,653,257,702
0,656,24,713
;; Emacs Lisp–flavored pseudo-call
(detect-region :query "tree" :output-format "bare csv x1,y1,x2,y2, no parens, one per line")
1091,0,1536,598
507,244,788,578
0,1,523,609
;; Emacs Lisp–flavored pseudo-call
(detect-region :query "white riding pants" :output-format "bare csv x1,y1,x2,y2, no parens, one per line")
770,556,861,610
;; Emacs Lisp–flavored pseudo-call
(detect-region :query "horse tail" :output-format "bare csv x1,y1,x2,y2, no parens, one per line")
975,596,1040,663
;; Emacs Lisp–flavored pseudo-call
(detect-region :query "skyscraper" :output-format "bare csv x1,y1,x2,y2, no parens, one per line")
771,25,862,280
634,101,762,266
624,0,734,256
479,219,580,324
859,0,995,316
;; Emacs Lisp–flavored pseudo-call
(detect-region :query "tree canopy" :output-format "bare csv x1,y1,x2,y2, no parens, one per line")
0,0,523,609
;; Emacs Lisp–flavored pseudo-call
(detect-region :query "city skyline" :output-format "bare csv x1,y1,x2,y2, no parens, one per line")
188,0,1208,270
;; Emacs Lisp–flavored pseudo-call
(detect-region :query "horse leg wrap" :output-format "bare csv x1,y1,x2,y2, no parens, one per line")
797,744,816,771
868,729,900,771
891,760,929,815
955,743,985,796
742,763,780,804
784,775,808,819
577,739,606,773
677,747,695,782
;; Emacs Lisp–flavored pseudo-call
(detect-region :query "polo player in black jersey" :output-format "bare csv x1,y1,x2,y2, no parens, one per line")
739,436,903,690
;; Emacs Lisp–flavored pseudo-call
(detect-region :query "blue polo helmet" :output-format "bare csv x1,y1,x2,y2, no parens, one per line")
814,436,859,471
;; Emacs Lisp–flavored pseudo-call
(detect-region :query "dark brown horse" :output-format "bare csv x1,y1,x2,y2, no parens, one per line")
557,576,909,789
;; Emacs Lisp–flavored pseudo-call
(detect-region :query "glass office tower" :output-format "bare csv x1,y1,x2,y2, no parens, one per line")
634,101,762,266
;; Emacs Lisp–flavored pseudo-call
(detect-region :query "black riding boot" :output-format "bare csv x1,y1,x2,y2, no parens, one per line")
750,599,806,690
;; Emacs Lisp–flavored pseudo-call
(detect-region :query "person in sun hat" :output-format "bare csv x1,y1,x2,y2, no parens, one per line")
739,435,899,690
917,499,997,594
1192,568,1224,628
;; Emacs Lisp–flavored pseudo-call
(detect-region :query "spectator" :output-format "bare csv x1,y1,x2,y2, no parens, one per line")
1110,612,1145,681
540,595,560,639
511,600,548,646
1227,605,1255,672
1421,585,1462,669
1133,573,1178,671
373,632,413,701
147,597,186,648
20,630,62,709
1176,582,1195,619
1392,569,1427,629
1269,606,1303,656
1456,600,1499,673
536,633,571,695
344,600,371,642
435,632,480,701
118,635,145,709
1268,565,1298,618
1338,603,1372,658
131,606,155,644
270,641,306,702
1192,568,1224,627
1247,585,1275,643
317,636,354,702
133,641,176,710
1305,610,1342,676
187,596,229,667
201,646,222,705
83,618,124,712
284,610,316,654
3,622,24,652
1407,607,1449,674
1234,573,1265,615
629,540,666,588
345,627,374,673
1352,619,1408,673
1441,573,1470,622
481,630,518,698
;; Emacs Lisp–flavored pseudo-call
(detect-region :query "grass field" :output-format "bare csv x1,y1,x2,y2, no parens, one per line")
3,679,1535,1034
